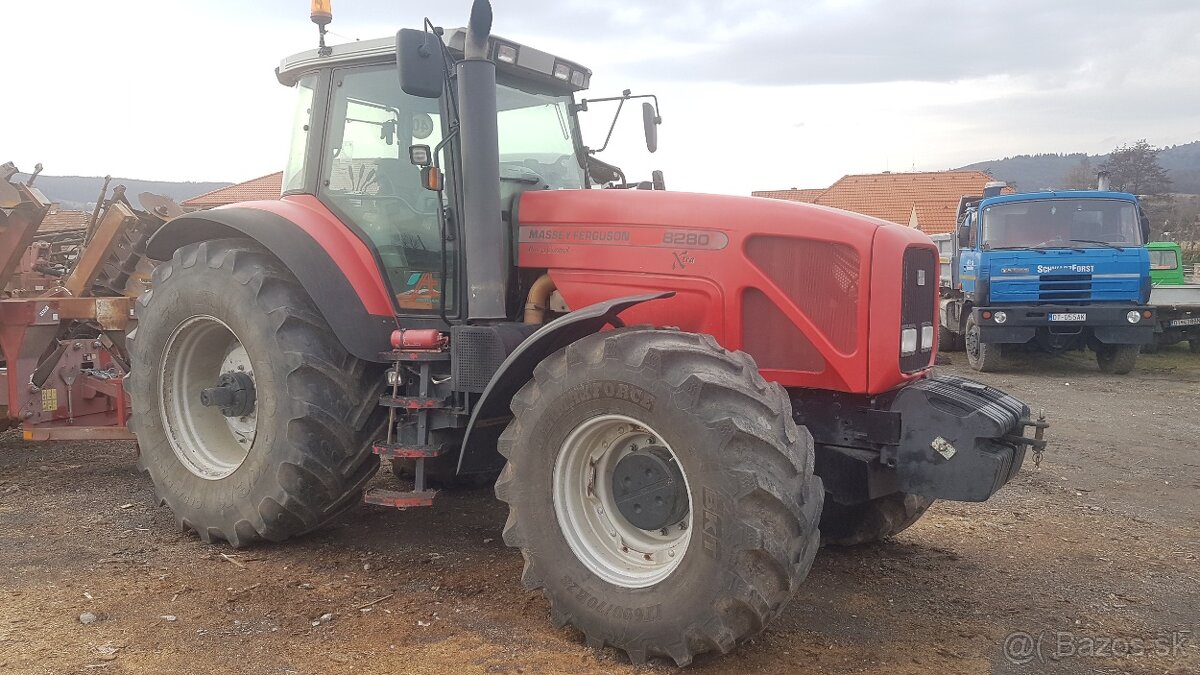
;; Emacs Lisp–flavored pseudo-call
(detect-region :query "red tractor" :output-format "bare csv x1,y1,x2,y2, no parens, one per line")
126,2,1046,665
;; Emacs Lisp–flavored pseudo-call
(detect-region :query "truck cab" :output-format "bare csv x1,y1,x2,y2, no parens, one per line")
941,186,1154,373
1146,241,1200,352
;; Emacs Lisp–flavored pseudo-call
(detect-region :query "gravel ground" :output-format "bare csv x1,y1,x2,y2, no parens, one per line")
1,346,1197,674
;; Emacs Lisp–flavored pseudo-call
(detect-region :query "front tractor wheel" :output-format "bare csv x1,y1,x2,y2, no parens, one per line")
127,239,384,547
820,492,935,546
495,328,823,666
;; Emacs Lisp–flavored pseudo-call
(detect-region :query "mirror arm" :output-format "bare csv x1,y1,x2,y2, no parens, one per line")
591,95,628,155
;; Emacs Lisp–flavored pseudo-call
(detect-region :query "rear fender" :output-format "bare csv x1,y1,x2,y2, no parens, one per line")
456,291,674,475
145,197,395,362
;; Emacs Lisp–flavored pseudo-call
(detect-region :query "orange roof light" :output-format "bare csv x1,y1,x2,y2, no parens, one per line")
311,0,332,26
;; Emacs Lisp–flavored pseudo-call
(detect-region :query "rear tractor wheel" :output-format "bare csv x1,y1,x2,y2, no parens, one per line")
495,328,823,666
126,239,385,547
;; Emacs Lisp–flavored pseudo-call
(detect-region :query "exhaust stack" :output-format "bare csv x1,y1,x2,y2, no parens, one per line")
1097,170,1111,191
457,0,508,321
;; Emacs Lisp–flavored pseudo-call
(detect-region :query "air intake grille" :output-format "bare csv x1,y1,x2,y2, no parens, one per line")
742,288,825,373
745,236,860,353
451,326,508,393
1037,273,1092,301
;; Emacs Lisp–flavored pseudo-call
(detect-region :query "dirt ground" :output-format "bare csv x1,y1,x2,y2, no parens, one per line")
2,347,1197,674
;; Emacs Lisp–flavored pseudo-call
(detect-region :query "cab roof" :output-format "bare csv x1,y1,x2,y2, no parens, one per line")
276,27,590,94
978,190,1139,209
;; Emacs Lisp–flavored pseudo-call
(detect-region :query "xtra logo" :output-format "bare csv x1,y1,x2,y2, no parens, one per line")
672,250,695,270
1037,264,1095,274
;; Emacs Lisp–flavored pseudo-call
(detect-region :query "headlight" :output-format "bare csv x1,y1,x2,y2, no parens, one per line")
993,311,1008,324
1126,310,1141,324
570,70,585,87
901,327,918,356
553,63,571,80
920,324,934,352
386,368,401,386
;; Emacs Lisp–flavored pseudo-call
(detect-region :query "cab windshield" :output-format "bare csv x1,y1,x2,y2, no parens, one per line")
496,78,586,190
981,198,1142,249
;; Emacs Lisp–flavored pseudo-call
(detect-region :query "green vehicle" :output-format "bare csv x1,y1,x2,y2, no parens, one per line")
1146,241,1200,352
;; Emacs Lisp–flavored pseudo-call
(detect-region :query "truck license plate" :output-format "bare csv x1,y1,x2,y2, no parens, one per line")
1048,313,1086,322
1169,317,1200,327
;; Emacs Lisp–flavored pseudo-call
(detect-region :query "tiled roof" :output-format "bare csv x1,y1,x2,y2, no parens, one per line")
910,199,961,235
182,171,283,208
814,171,1008,228
752,188,826,203
40,207,90,232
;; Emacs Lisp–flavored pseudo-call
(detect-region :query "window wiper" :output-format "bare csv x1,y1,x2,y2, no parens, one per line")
1068,239,1125,251
984,245,1047,254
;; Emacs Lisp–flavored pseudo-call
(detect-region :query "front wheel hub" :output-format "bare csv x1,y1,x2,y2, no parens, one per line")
612,446,688,531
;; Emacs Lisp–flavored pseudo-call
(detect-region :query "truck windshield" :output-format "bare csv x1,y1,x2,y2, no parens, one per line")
496,79,585,190
981,199,1142,249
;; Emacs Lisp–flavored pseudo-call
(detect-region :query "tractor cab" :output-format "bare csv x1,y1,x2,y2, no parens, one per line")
276,32,593,316
275,28,659,319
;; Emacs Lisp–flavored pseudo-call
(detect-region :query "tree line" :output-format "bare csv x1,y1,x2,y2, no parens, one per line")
1062,140,1198,261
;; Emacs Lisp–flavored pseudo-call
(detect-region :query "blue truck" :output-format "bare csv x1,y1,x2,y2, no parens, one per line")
938,180,1155,374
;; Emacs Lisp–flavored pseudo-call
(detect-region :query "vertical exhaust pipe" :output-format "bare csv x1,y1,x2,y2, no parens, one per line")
1097,170,1110,191
457,0,507,321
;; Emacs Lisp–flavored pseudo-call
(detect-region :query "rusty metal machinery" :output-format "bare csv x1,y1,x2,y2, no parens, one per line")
0,162,177,440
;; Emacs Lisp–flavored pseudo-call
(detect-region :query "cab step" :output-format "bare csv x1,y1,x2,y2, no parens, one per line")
363,488,437,509
378,395,446,410
372,442,448,459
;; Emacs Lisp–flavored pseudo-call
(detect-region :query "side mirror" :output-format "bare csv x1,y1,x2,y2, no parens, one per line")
642,101,660,154
396,29,444,98
957,223,971,248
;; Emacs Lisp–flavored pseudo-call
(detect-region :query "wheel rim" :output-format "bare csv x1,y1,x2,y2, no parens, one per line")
552,414,693,589
159,316,257,480
965,320,980,363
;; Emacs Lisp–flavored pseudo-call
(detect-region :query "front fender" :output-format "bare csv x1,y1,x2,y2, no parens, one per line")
456,291,674,475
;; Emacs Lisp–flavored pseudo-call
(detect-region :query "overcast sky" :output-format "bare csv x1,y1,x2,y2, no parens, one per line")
4,1,1197,195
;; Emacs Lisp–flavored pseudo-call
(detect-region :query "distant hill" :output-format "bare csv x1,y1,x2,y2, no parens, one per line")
957,141,1200,194
13,173,232,211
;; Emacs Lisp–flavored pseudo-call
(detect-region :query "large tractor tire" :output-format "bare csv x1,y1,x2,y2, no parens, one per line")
964,313,1005,372
1096,343,1139,375
819,492,935,546
495,328,823,666
126,239,385,547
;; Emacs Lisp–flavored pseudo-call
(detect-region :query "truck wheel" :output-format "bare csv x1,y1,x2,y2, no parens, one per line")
938,324,962,352
1096,343,1139,374
964,314,1004,372
819,493,935,546
126,239,385,547
495,328,822,666
1190,338,1200,354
